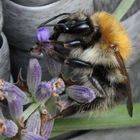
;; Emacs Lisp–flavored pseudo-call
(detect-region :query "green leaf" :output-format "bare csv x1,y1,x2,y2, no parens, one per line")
113,0,136,20
51,103,140,137
0,136,6,140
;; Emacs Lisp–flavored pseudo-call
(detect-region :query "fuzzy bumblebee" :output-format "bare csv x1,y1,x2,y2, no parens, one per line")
39,12,133,117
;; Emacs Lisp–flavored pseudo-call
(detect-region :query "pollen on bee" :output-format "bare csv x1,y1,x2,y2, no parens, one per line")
90,12,132,60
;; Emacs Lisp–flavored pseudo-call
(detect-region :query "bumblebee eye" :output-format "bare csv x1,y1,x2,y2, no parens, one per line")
93,26,101,41
53,17,93,35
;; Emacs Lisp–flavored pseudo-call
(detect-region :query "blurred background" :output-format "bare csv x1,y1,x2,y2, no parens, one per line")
0,0,140,139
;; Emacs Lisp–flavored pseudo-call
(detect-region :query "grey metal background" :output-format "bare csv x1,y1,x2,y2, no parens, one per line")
10,0,59,6
0,32,10,81
0,0,10,81
0,0,3,33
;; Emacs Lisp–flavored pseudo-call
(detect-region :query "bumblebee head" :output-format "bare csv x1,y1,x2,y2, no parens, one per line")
38,12,101,46
39,12,132,60
39,12,92,36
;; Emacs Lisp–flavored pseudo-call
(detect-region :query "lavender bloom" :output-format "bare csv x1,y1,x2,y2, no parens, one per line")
0,80,29,105
27,59,42,94
26,111,41,135
41,119,54,140
6,94,23,120
66,85,96,103
0,119,18,138
46,53,62,77
35,82,52,102
50,78,65,94
21,132,45,140
40,112,54,140
36,27,50,43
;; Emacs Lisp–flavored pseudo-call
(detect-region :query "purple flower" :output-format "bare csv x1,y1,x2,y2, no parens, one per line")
0,80,26,120
36,27,50,43
50,78,65,95
4,83,28,105
66,85,96,103
6,94,23,120
0,119,18,138
0,80,29,105
26,111,41,135
35,82,52,102
40,111,54,140
21,132,45,140
27,59,42,94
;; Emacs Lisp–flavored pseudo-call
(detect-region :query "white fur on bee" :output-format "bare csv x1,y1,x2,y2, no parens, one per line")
69,43,119,67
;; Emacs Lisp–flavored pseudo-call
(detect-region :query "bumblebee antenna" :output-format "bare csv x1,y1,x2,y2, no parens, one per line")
38,13,71,27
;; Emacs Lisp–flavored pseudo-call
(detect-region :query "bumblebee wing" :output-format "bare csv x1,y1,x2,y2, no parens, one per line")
114,50,133,117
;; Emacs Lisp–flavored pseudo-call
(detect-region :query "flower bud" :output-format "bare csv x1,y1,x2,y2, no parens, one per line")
40,112,54,140
66,85,96,103
27,59,42,94
36,27,50,43
0,119,18,138
0,80,28,105
26,111,41,135
50,78,65,94
21,132,44,140
6,94,23,120
35,82,52,102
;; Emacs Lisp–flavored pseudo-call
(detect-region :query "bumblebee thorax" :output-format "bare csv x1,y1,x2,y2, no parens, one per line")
90,12,132,60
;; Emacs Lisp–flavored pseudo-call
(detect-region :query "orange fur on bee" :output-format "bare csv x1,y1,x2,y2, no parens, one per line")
90,12,132,60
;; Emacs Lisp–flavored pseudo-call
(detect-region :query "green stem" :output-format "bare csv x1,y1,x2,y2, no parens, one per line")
22,102,40,121
113,0,136,20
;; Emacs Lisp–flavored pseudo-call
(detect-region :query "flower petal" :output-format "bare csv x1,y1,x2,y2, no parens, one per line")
0,119,18,138
36,27,50,43
26,111,41,135
0,80,29,105
40,112,54,140
6,94,23,120
35,82,52,102
66,85,96,103
27,59,42,94
21,132,44,140
50,78,65,94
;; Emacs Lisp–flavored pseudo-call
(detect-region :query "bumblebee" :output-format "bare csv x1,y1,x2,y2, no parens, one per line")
39,12,133,117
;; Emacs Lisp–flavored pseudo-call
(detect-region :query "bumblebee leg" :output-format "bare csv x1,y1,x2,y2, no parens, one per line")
47,40,71,56
54,46,71,56
65,58,92,68
47,49,66,63
80,97,106,111
54,103,81,118
88,76,107,96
